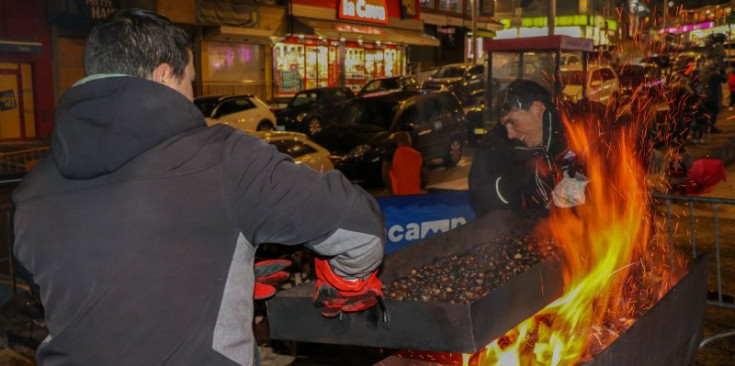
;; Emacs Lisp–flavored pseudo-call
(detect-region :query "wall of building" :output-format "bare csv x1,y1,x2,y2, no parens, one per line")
0,0,55,140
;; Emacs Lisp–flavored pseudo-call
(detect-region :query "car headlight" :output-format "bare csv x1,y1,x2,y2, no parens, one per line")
345,144,371,159
296,112,308,122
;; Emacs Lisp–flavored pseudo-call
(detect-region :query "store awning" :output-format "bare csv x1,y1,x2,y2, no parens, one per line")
0,39,42,54
204,26,278,44
294,18,440,47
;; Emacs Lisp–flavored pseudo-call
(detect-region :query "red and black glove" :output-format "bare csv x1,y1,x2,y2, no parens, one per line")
253,259,292,300
313,257,384,318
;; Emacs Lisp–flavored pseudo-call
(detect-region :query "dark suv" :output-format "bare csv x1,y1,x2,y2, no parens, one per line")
421,63,484,105
312,90,466,187
275,86,355,136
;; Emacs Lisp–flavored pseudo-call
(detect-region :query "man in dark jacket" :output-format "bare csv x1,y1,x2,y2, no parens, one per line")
13,9,384,366
468,79,584,216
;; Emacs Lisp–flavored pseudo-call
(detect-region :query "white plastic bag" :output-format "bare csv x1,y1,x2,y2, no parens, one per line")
552,171,589,208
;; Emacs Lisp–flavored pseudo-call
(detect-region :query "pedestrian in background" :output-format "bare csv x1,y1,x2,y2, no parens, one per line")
728,67,735,110
12,8,384,365
386,132,424,195
702,65,727,133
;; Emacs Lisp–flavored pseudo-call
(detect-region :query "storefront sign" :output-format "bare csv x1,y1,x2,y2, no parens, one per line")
400,0,418,20
0,90,17,111
338,0,389,25
0,39,42,54
79,0,119,20
377,191,476,254
196,0,258,27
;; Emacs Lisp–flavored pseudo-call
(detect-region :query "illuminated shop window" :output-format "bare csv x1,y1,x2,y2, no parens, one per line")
439,0,460,13
206,42,263,83
420,0,435,9
345,47,366,93
274,42,305,96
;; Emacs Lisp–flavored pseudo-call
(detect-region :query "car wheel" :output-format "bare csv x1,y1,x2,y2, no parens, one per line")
257,120,275,131
443,137,463,167
307,117,322,136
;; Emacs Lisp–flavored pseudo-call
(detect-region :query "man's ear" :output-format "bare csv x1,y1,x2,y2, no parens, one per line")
531,100,546,117
151,63,172,85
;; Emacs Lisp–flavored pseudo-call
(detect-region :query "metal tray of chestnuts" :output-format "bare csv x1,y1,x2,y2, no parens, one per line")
266,210,564,353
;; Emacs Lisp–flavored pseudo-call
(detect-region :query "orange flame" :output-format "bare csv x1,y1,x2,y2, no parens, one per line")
469,114,685,365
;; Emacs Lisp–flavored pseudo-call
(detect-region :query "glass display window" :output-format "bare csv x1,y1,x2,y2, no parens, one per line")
274,41,305,96
305,45,329,90
439,0,460,13
365,49,385,80
345,47,366,92
384,48,398,76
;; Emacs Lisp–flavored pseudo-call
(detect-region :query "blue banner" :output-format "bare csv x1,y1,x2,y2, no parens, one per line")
377,190,476,254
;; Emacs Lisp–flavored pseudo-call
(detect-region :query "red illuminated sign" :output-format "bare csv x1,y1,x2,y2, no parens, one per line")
338,0,389,24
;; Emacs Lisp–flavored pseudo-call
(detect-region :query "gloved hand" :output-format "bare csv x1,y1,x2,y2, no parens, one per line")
560,149,579,179
253,259,292,300
313,257,384,318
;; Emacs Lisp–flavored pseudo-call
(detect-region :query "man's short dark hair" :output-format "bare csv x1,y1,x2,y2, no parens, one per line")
84,8,191,81
498,79,553,117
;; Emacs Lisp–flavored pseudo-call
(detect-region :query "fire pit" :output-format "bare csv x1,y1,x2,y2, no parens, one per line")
374,253,708,366
266,210,565,353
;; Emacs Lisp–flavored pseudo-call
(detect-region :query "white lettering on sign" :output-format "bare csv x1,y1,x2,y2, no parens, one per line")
86,0,117,20
342,0,355,16
357,0,386,21
341,0,386,22
387,217,468,243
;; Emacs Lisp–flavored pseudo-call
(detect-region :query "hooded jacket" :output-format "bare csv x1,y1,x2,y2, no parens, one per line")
13,76,384,365
468,108,568,216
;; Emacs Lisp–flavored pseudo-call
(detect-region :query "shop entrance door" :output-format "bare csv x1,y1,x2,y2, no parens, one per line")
305,46,329,90
0,63,34,140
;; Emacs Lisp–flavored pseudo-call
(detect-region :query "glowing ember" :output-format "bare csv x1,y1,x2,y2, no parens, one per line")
464,113,688,365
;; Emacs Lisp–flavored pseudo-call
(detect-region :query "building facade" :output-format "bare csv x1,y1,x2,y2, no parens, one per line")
0,0,54,141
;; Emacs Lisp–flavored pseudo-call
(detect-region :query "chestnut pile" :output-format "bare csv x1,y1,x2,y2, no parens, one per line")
383,233,556,304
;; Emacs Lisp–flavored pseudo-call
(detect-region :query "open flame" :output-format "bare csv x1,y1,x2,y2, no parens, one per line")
467,114,687,365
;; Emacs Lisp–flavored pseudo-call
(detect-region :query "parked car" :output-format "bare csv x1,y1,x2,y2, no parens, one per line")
312,90,466,187
275,86,355,136
357,75,419,97
559,64,621,105
251,131,334,173
194,94,277,131
421,63,484,105
464,95,488,145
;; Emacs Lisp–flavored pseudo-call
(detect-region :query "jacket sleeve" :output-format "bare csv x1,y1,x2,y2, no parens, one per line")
222,131,384,278
468,133,530,216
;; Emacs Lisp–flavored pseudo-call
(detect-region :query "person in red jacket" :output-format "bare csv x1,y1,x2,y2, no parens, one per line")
387,132,424,195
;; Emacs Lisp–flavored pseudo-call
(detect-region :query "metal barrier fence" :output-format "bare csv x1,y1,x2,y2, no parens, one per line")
0,147,49,178
654,192,735,349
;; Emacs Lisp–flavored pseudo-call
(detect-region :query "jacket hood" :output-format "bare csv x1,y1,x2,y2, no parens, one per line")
51,75,205,179
514,106,567,156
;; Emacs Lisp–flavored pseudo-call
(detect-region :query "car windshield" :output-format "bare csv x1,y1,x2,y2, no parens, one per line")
363,78,399,93
334,100,398,129
194,97,221,117
433,66,465,79
561,70,585,86
618,65,660,87
290,91,318,107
